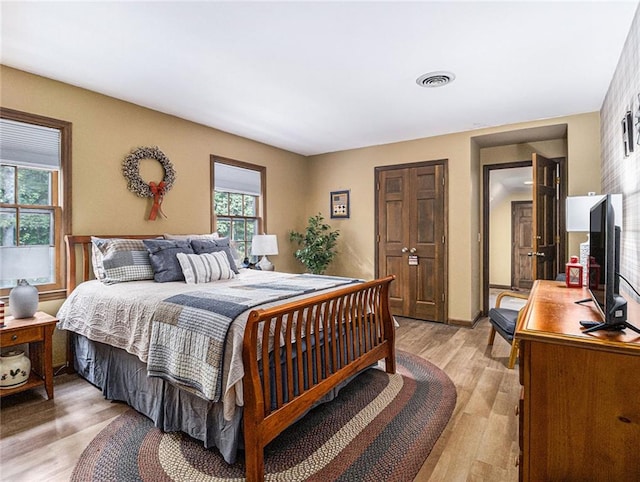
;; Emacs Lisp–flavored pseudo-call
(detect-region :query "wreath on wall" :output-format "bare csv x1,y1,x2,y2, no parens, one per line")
122,146,176,220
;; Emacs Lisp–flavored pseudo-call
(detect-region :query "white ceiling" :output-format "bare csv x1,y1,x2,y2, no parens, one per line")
1,1,638,156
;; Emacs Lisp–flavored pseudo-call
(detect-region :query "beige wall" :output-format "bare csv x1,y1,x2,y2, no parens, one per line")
308,113,601,323
1,65,310,364
480,139,568,165
1,64,605,354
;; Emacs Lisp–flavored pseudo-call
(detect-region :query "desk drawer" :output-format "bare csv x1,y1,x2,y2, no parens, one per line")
1,326,43,346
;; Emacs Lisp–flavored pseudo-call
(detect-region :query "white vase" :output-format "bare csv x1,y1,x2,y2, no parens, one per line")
9,279,39,319
0,350,31,389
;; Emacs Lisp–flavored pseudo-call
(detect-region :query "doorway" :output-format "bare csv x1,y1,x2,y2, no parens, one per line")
375,160,448,322
482,158,567,315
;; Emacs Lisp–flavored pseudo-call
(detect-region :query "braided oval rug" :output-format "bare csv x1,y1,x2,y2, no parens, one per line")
72,350,456,482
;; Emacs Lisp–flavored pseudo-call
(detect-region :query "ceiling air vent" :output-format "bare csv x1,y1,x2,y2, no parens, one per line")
416,71,456,88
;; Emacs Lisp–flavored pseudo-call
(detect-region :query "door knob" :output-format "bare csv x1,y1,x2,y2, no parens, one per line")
410,248,417,254
401,247,409,253
527,252,545,257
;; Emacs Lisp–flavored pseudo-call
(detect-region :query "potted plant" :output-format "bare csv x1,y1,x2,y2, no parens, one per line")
289,213,340,274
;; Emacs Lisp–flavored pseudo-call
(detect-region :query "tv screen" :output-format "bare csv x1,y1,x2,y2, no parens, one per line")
587,197,608,318
586,194,629,330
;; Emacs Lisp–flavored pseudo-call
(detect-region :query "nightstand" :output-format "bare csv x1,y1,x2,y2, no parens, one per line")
0,311,57,400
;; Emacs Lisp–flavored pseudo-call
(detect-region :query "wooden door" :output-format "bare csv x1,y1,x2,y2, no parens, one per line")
531,153,559,280
376,162,447,322
512,201,533,290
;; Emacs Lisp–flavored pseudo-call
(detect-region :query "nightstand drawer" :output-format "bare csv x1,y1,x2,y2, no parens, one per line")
1,326,43,346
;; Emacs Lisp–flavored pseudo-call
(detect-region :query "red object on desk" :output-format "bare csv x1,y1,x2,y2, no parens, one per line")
565,256,583,288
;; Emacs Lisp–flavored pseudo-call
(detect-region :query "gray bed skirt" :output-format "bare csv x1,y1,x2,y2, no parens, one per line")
72,333,362,465
72,334,244,463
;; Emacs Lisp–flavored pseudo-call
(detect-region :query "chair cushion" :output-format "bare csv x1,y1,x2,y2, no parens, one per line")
488,307,519,342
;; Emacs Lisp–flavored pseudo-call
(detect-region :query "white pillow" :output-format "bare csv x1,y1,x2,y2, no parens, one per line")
176,251,235,284
164,232,219,241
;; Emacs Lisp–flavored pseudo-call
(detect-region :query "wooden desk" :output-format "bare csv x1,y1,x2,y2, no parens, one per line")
0,312,57,400
515,280,640,481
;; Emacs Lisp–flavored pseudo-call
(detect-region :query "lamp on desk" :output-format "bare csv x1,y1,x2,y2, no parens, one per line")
0,245,53,318
251,234,279,271
566,193,623,285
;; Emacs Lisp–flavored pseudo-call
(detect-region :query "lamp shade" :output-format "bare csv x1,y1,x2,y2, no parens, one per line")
566,194,623,232
0,245,53,286
251,235,279,256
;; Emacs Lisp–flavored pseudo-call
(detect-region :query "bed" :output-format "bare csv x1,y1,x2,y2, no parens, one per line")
58,234,396,481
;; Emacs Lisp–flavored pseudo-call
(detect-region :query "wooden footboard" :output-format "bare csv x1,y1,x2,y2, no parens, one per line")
242,275,396,482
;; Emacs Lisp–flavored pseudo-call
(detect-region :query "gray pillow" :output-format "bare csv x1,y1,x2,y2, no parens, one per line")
190,238,239,274
143,239,194,282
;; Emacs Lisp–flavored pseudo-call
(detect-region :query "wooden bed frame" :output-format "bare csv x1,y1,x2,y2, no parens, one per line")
65,235,396,482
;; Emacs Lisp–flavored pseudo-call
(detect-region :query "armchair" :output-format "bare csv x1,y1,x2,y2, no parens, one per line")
487,291,530,369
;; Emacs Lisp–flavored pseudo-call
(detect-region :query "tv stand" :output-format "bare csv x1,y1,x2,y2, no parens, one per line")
574,298,592,305
579,319,640,334
578,294,639,334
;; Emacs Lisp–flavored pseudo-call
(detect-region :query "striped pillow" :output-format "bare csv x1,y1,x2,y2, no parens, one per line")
176,251,235,284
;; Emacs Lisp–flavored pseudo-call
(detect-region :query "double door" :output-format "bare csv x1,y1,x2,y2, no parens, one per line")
376,161,447,322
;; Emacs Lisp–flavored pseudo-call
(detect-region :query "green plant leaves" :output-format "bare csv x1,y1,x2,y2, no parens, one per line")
289,213,339,274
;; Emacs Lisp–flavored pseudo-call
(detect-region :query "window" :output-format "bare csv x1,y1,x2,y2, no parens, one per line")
211,157,266,261
0,108,71,300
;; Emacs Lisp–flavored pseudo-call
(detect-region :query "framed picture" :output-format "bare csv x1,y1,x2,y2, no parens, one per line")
330,190,350,219
622,110,634,157
636,93,640,148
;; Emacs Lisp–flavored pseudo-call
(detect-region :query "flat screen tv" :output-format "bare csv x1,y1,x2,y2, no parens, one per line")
581,194,637,333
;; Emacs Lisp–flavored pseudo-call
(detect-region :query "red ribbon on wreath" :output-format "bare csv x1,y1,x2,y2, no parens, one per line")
148,181,167,221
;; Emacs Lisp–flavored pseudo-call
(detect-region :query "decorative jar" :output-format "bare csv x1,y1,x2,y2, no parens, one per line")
9,279,39,319
0,350,31,389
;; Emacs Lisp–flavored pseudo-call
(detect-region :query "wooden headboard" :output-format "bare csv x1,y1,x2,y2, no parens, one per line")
64,234,159,293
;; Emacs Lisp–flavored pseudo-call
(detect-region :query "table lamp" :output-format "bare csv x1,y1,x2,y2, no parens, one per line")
251,234,279,271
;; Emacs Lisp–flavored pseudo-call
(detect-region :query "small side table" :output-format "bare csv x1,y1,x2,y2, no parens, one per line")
0,311,58,400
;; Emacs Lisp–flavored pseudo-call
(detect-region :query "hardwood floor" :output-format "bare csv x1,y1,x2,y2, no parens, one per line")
0,316,520,481
398,317,520,481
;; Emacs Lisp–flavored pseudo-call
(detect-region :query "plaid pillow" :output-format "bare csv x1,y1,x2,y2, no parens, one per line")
177,251,235,284
91,237,154,284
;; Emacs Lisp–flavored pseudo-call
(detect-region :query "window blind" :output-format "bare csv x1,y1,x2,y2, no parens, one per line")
0,118,61,169
214,162,261,195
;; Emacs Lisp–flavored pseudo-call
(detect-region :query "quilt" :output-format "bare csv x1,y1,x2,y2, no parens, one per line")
146,274,359,402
